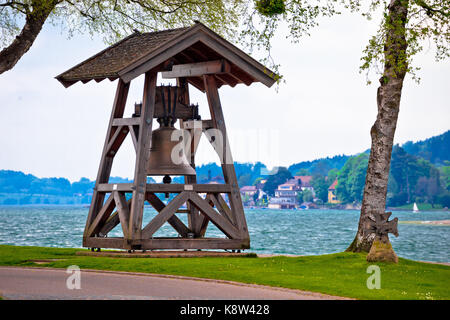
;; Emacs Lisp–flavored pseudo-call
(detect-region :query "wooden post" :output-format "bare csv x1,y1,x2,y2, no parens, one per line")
128,72,157,245
203,75,249,240
83,80,129,245
177,77,201,236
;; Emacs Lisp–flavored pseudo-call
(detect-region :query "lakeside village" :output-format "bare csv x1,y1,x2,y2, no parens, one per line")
239,176,341,210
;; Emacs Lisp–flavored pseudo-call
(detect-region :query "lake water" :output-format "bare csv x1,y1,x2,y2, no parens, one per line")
0,206,449,263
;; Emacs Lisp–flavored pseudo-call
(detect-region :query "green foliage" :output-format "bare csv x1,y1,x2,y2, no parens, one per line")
0,170,73,196
252,177,265,186
196,162,267,186
436,191,450,208
302,188,314,202
1,244,449,300
1,130,447,206
262,166,292,196
335,144,448,206
327,168,339,184
311,174,329,203
1,1,448,85
402,130,450,166
0,0,245,49
289,155,349,177
295,168,310,176
336,153,369,203
358,0,449,83
0,170,136,204
240,1,449,83
387,145,442,206
255,0,286,17
440,163,450,191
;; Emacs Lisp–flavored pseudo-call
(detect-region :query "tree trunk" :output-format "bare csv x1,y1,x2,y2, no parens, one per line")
0,2,56,75
347,0,409,253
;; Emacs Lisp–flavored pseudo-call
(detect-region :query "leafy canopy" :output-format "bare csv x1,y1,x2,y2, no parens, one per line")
1,1,448,82
0,0,244,47
241,0,449,83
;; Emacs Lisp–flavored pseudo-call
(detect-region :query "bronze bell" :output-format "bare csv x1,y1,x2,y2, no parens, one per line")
146,123,196,176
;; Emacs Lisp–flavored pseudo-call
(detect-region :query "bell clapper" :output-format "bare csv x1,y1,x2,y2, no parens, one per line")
163,174,171,198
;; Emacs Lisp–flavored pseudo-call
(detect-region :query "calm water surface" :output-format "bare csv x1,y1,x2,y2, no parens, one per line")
0,206,448,262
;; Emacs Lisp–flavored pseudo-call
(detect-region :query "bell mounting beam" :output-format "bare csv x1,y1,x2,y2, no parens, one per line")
161,60,231,79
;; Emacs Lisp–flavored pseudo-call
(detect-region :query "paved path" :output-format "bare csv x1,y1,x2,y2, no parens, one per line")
0,267,344,300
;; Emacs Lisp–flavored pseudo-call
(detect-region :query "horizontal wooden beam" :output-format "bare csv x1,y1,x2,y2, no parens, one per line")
112,117,141,126
161,60,231,79
84,237,250,250
182,119,213,130
97,183,231,193
97,183,134,192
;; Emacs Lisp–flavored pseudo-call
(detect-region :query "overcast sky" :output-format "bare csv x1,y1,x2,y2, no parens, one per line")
0,11,448,182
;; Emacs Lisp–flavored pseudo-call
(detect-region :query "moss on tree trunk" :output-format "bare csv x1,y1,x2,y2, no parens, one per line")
367,235,399,263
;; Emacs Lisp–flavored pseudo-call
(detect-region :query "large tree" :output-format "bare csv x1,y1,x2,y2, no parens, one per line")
0,0,243,74
246,0,448,261
345,0,448,259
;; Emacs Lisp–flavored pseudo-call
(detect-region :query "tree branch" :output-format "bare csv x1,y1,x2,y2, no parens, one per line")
0,1,30,14
414,0,449,18
0,0,57,74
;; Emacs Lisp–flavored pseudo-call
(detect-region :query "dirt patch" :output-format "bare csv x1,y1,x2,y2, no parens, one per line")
400,220,450,226
28,259,66,265
76,250,255,258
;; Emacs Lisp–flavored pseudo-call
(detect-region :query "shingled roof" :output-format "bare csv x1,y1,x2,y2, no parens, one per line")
56,22,278,90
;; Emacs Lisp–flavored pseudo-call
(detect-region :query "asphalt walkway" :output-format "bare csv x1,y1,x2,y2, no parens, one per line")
0,266,345,300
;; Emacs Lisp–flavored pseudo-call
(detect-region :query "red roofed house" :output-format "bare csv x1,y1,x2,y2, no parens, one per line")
294,176,315,196
328,179,340,204
240,185,257,197
240,185,258,207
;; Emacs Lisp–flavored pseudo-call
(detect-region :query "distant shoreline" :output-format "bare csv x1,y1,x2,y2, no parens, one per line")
1,204,449,213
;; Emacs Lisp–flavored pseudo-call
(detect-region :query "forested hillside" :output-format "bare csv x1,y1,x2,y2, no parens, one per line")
402,130,449,166
0,130,448,206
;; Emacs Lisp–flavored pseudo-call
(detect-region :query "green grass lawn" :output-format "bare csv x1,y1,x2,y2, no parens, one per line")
0,245,449,300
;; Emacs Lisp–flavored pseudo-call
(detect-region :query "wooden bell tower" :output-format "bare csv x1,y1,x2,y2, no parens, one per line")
56,22,278,251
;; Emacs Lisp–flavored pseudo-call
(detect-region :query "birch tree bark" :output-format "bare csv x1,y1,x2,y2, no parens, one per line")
347,0,409,257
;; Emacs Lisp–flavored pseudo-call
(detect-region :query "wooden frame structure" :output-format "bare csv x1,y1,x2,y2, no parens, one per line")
56,22,278,251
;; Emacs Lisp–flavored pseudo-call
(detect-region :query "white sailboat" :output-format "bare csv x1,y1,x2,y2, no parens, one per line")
413,202,419,213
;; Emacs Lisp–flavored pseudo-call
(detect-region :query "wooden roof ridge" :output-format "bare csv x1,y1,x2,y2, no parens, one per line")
56,22,279,89
195,22,278,82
